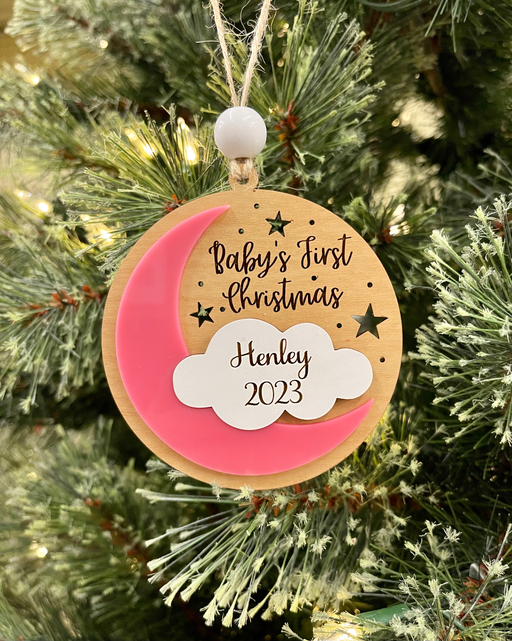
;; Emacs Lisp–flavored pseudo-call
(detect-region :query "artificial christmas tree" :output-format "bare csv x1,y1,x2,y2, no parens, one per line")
2,0,512,639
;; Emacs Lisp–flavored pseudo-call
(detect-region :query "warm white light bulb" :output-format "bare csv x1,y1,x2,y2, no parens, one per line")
177,117,189,131
38,202,50,213
15,63,40,85
37,546,48,558
100,228,112,241
186,145,198,163
99,39,109,49
334,623,360,640
142,143,156,157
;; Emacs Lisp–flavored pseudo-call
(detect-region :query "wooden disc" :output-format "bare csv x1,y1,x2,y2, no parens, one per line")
103,185,402,489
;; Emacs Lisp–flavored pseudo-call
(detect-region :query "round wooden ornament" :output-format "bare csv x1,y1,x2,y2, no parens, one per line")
103,179,402,489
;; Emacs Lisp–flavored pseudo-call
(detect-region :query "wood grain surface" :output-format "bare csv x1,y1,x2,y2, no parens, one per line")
103,183,402,489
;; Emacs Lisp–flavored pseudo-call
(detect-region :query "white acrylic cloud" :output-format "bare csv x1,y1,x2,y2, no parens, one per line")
173,319,373,431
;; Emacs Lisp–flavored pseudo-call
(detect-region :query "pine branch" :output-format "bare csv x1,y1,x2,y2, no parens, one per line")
0,419,180,640
357,0,512,46
0,66,127,181
64,110,227,273
5,0,169,104
139,410,425,628
310,521,512,640
416,196,512,452
341,192,437,291
208,3,379,192
0,192,106,412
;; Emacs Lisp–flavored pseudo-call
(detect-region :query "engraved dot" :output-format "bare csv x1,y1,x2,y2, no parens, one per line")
336,323,342,329
254,203,260,209
309,220,315,225
220,307,226,312
380,357,385,362
311,275,317,281
239,228,244,234
198,281,204,287
367,282,373,288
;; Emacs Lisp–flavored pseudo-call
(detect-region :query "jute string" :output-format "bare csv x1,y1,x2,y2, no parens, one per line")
210,0,272,183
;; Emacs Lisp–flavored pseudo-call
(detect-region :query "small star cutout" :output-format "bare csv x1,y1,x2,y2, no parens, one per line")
352,304,388,339
190,302,214,327
266,211,291,237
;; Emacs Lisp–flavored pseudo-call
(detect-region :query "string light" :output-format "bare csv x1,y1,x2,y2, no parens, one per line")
38,201,50,213
99,39,109,49
334,623,360,640
278,21,289,37
81,214,91,222
16,190,31,198
99,228,113,242
392,118,401,127
15,63,41,85
29,542,49,558
186,145,198,163
124,128,158,159
176,117,198,165
142,143,156,157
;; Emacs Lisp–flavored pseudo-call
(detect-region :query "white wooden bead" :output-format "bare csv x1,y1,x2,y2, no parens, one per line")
214,106,267,159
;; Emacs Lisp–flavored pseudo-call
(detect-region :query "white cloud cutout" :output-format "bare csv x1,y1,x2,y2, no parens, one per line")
173,319,373,431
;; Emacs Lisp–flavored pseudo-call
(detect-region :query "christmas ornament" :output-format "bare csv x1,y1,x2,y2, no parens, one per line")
102,0,402,489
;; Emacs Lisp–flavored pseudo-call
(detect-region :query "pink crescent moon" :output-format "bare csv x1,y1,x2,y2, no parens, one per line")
116,205,373,476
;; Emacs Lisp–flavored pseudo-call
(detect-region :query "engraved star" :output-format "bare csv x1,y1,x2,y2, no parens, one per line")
266,211,291,237
352,304,388,339
190,302,214,327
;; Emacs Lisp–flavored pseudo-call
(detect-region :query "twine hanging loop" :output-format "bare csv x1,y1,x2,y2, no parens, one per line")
210,0,272,185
